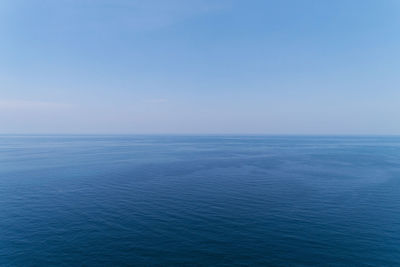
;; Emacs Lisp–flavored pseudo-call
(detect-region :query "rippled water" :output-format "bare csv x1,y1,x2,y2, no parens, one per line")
1,135,400,266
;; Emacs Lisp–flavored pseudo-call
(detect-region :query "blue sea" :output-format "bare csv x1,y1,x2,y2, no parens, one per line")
1,135,400,266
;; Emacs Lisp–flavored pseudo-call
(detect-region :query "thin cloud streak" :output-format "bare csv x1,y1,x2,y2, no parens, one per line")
145,98,168,104
0,100,71,110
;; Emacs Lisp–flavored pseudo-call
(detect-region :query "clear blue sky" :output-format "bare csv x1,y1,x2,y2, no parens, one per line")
1,0,399,134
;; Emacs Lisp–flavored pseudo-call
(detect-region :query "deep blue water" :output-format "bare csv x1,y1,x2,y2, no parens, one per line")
1,135,400,266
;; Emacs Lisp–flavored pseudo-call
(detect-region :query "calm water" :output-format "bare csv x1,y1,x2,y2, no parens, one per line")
1,135,400,266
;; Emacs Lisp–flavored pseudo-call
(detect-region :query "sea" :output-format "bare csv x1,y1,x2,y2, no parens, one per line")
1,135,399,266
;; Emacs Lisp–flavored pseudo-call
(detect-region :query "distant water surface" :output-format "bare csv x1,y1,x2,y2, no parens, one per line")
1,135,400,266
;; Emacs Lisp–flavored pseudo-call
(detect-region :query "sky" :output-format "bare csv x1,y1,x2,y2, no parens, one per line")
1,0,399,134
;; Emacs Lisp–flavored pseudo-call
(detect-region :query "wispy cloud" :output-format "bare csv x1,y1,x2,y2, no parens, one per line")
117,0,228,30
145,98,168,104
20,0,229,33
0,100,70,110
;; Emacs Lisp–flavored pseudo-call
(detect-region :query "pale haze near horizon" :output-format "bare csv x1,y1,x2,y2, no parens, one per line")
1,0,399,135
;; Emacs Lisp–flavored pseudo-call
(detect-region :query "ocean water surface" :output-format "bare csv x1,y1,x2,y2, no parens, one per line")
1,135,400,266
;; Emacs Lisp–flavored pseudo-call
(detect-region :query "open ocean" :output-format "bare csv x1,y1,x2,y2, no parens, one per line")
1,135,400,266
